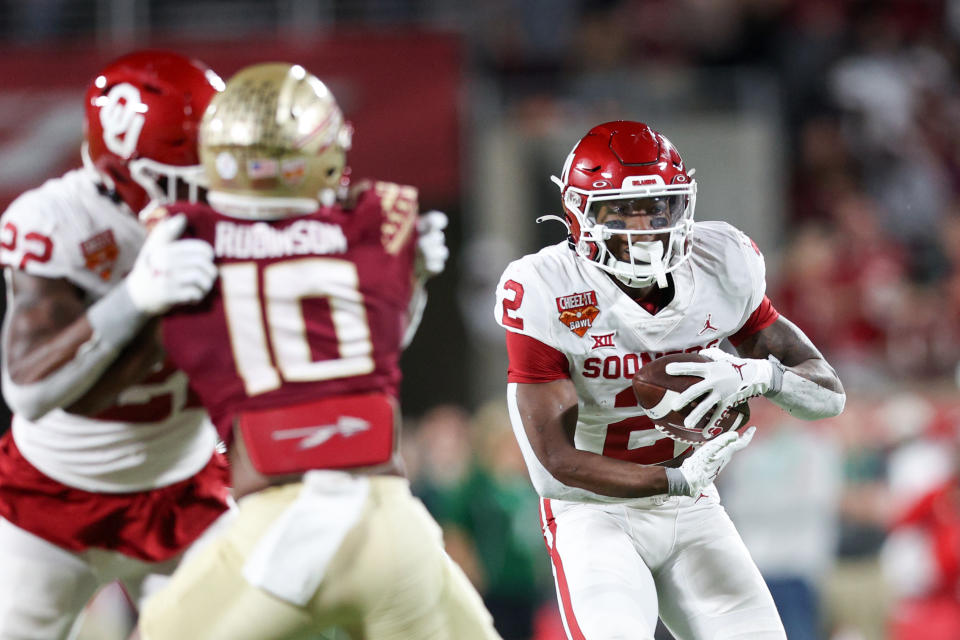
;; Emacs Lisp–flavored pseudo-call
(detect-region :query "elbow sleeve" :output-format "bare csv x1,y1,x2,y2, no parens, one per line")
2,336,121,421
2,283,147,421
767,369,846,420
528,466,568,501
2,373,48,421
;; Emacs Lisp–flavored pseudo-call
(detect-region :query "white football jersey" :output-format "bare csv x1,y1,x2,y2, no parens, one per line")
0,169,217,492
495,221,768,503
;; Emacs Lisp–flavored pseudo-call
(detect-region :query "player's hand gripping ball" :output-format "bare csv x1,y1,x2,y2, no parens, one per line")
632,353,750,444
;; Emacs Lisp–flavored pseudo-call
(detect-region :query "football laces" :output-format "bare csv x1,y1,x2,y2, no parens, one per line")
653,422,712,446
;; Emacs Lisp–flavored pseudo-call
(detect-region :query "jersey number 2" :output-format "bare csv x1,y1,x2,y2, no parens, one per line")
602,385,682,464
501,279,524,330
220,258,374,396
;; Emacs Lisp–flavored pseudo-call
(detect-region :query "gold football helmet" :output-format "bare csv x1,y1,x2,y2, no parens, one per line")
200,62,352,218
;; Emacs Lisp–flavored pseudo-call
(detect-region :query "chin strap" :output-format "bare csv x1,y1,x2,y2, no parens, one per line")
606,240,669,289
614,271,656,288
628,241,668,288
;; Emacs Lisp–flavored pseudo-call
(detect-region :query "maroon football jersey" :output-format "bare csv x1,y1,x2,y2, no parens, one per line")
161,182,418,458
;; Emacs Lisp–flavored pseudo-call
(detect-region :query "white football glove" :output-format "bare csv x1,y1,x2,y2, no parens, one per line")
677,426,756,496
415,210,449,280
664,347,774,432
125,214,217,315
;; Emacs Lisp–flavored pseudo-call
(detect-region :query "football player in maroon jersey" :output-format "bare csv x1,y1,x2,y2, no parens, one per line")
0,51,229,639
138,62,501,640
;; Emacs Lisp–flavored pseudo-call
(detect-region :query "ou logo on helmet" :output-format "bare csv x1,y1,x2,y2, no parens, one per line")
99,83,146,159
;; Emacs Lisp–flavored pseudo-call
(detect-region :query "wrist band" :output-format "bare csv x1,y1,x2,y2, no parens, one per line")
764,357,786,396
87,281,149,350
665,467,690,497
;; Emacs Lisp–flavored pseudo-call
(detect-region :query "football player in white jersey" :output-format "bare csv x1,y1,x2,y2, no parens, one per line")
494,121,846,640
0,51,229,639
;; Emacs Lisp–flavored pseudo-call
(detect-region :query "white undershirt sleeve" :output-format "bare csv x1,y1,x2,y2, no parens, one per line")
1,279,149,421
765,362,846,420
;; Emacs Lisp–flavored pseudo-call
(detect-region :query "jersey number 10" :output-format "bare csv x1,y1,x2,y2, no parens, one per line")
220,257,375,396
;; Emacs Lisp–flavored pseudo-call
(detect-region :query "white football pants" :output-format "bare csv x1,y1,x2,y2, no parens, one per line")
541,485,787,640
0,507,234,640
0,517,178,640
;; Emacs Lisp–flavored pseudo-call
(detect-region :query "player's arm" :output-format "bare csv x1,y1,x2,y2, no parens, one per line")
733,315,845,419
2,215,216,420
2,271,163,418
4,271,95,387
64,320,166,416
660,231,846,428
2,269,152,420
663,315,845,429
402,210,449,348
510,337,754,500
514,378,668,498
354,180,447,348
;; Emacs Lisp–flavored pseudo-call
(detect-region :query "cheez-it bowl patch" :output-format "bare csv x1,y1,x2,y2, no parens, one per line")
556,290,600,337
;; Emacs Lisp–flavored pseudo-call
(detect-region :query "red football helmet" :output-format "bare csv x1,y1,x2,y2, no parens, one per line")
83,50,224,216
548,121,697,288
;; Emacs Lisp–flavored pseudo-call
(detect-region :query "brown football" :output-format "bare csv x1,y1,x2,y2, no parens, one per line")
632,352,750,444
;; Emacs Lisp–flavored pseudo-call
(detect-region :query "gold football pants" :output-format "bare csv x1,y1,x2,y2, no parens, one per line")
139,475,501,640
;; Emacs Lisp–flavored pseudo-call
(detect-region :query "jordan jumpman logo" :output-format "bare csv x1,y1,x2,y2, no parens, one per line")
698,313,718,335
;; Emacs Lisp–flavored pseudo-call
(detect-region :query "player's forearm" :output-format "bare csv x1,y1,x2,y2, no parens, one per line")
3,285,149,420
543,448,668,498
514,380,670,499
65,319,165,416
5,316,95,385
765,358,845,420
734,316,845,421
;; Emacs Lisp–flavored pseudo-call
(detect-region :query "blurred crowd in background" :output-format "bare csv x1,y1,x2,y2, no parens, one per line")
3,1,960,639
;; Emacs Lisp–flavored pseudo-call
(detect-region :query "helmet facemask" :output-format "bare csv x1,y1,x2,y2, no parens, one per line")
129,157,207,221
559,175,696,288
81,141,207,220
545,121,698,289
